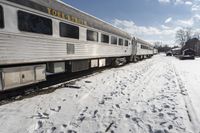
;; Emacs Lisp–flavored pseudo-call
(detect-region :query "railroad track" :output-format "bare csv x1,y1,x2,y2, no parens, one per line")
0,67,110,105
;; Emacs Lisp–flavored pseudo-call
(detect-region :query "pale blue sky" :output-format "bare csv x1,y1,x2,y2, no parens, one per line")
63,0,200,44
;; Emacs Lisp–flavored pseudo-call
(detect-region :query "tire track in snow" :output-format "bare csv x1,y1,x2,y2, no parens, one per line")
116,60,164,133
27,56,197,133
120,58,193,133
66,59,159,132
173,65,200,133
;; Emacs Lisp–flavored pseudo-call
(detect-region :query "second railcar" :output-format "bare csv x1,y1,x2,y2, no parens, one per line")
134,38,154,60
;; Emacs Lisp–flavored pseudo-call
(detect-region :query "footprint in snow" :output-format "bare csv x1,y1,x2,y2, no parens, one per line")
167,112,175,116
36,120,43,129
115,104,120,108
168,125,173,130
85,81,92,83
50,106,61,112
92,110,98,118
31,112,49,119
99,99,105,105
154,129,167,133
160,121,167,125
164,105,170,109
158,113,164,118
67,129,77,133
78,115,85,122
109,109,113,115
82,106,88,112
51,127,56,132
62,124,67,128
125,114,131,118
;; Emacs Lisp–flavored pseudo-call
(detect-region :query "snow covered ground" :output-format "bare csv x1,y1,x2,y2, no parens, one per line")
0,54,200,133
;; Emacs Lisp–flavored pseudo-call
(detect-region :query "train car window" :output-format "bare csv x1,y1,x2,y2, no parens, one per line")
141,45,144,49
87,30,98,42
60,22,79,39
18,11,52,35
118,38,123,46
0,5,4,28
101,34,109,43
125,40,129,46
141,45,149,49
111,36,117,45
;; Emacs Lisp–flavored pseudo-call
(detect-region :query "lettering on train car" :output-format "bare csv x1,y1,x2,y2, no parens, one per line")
47,8,87,26
6,0,87,26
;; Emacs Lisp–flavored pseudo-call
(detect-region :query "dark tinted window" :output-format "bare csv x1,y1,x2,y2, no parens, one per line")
141,45,149,49
18,11,52,35
111,36,117,45
87,30,98,42
0,5,4,28
60,22,79,39
118,38,123,46
125,40,129,46
101,34,109,43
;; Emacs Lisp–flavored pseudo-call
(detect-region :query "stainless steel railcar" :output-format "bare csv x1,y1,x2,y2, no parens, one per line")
0,0,154,91
134,38,154,60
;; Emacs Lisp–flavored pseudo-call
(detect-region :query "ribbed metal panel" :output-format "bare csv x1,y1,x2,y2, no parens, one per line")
0,33,132,65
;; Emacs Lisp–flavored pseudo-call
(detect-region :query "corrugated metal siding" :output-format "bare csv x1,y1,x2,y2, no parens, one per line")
136,49,153,55
0,33,132,65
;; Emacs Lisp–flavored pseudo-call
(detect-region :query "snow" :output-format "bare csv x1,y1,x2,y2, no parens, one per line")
0,54,200,133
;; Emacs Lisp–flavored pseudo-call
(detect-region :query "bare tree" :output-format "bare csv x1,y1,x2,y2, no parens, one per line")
153,42,171,52
176,29,185,46
193,32,200,39
175,27,192,47
185,27,192,41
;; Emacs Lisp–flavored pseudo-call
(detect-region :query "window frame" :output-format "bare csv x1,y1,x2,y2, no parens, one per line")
87,29,99,42
118,38,124,46
101,33,109,44
17,10,53,35
111,36,117,45
59,22,79,39
141,44,149,50
125,40,129,46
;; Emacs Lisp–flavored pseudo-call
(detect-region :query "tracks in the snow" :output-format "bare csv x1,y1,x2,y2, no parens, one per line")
173,65,200,133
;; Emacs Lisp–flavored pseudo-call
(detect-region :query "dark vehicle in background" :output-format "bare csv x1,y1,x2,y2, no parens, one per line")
166,50,172,56
171,48,181,56
179,49,195,60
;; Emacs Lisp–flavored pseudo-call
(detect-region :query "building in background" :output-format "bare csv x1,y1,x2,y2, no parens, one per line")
181,38,200,56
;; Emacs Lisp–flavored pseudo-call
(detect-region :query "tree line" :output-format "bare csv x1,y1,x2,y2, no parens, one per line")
154,27,200,53
176,27,200,47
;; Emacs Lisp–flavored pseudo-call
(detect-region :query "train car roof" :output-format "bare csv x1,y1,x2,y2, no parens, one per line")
5,0,132,39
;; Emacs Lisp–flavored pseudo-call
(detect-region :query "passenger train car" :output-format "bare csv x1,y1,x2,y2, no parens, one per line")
0,0,154,91
134,38,154,60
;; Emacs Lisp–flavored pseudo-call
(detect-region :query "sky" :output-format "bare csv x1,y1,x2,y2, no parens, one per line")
62,0,200,45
